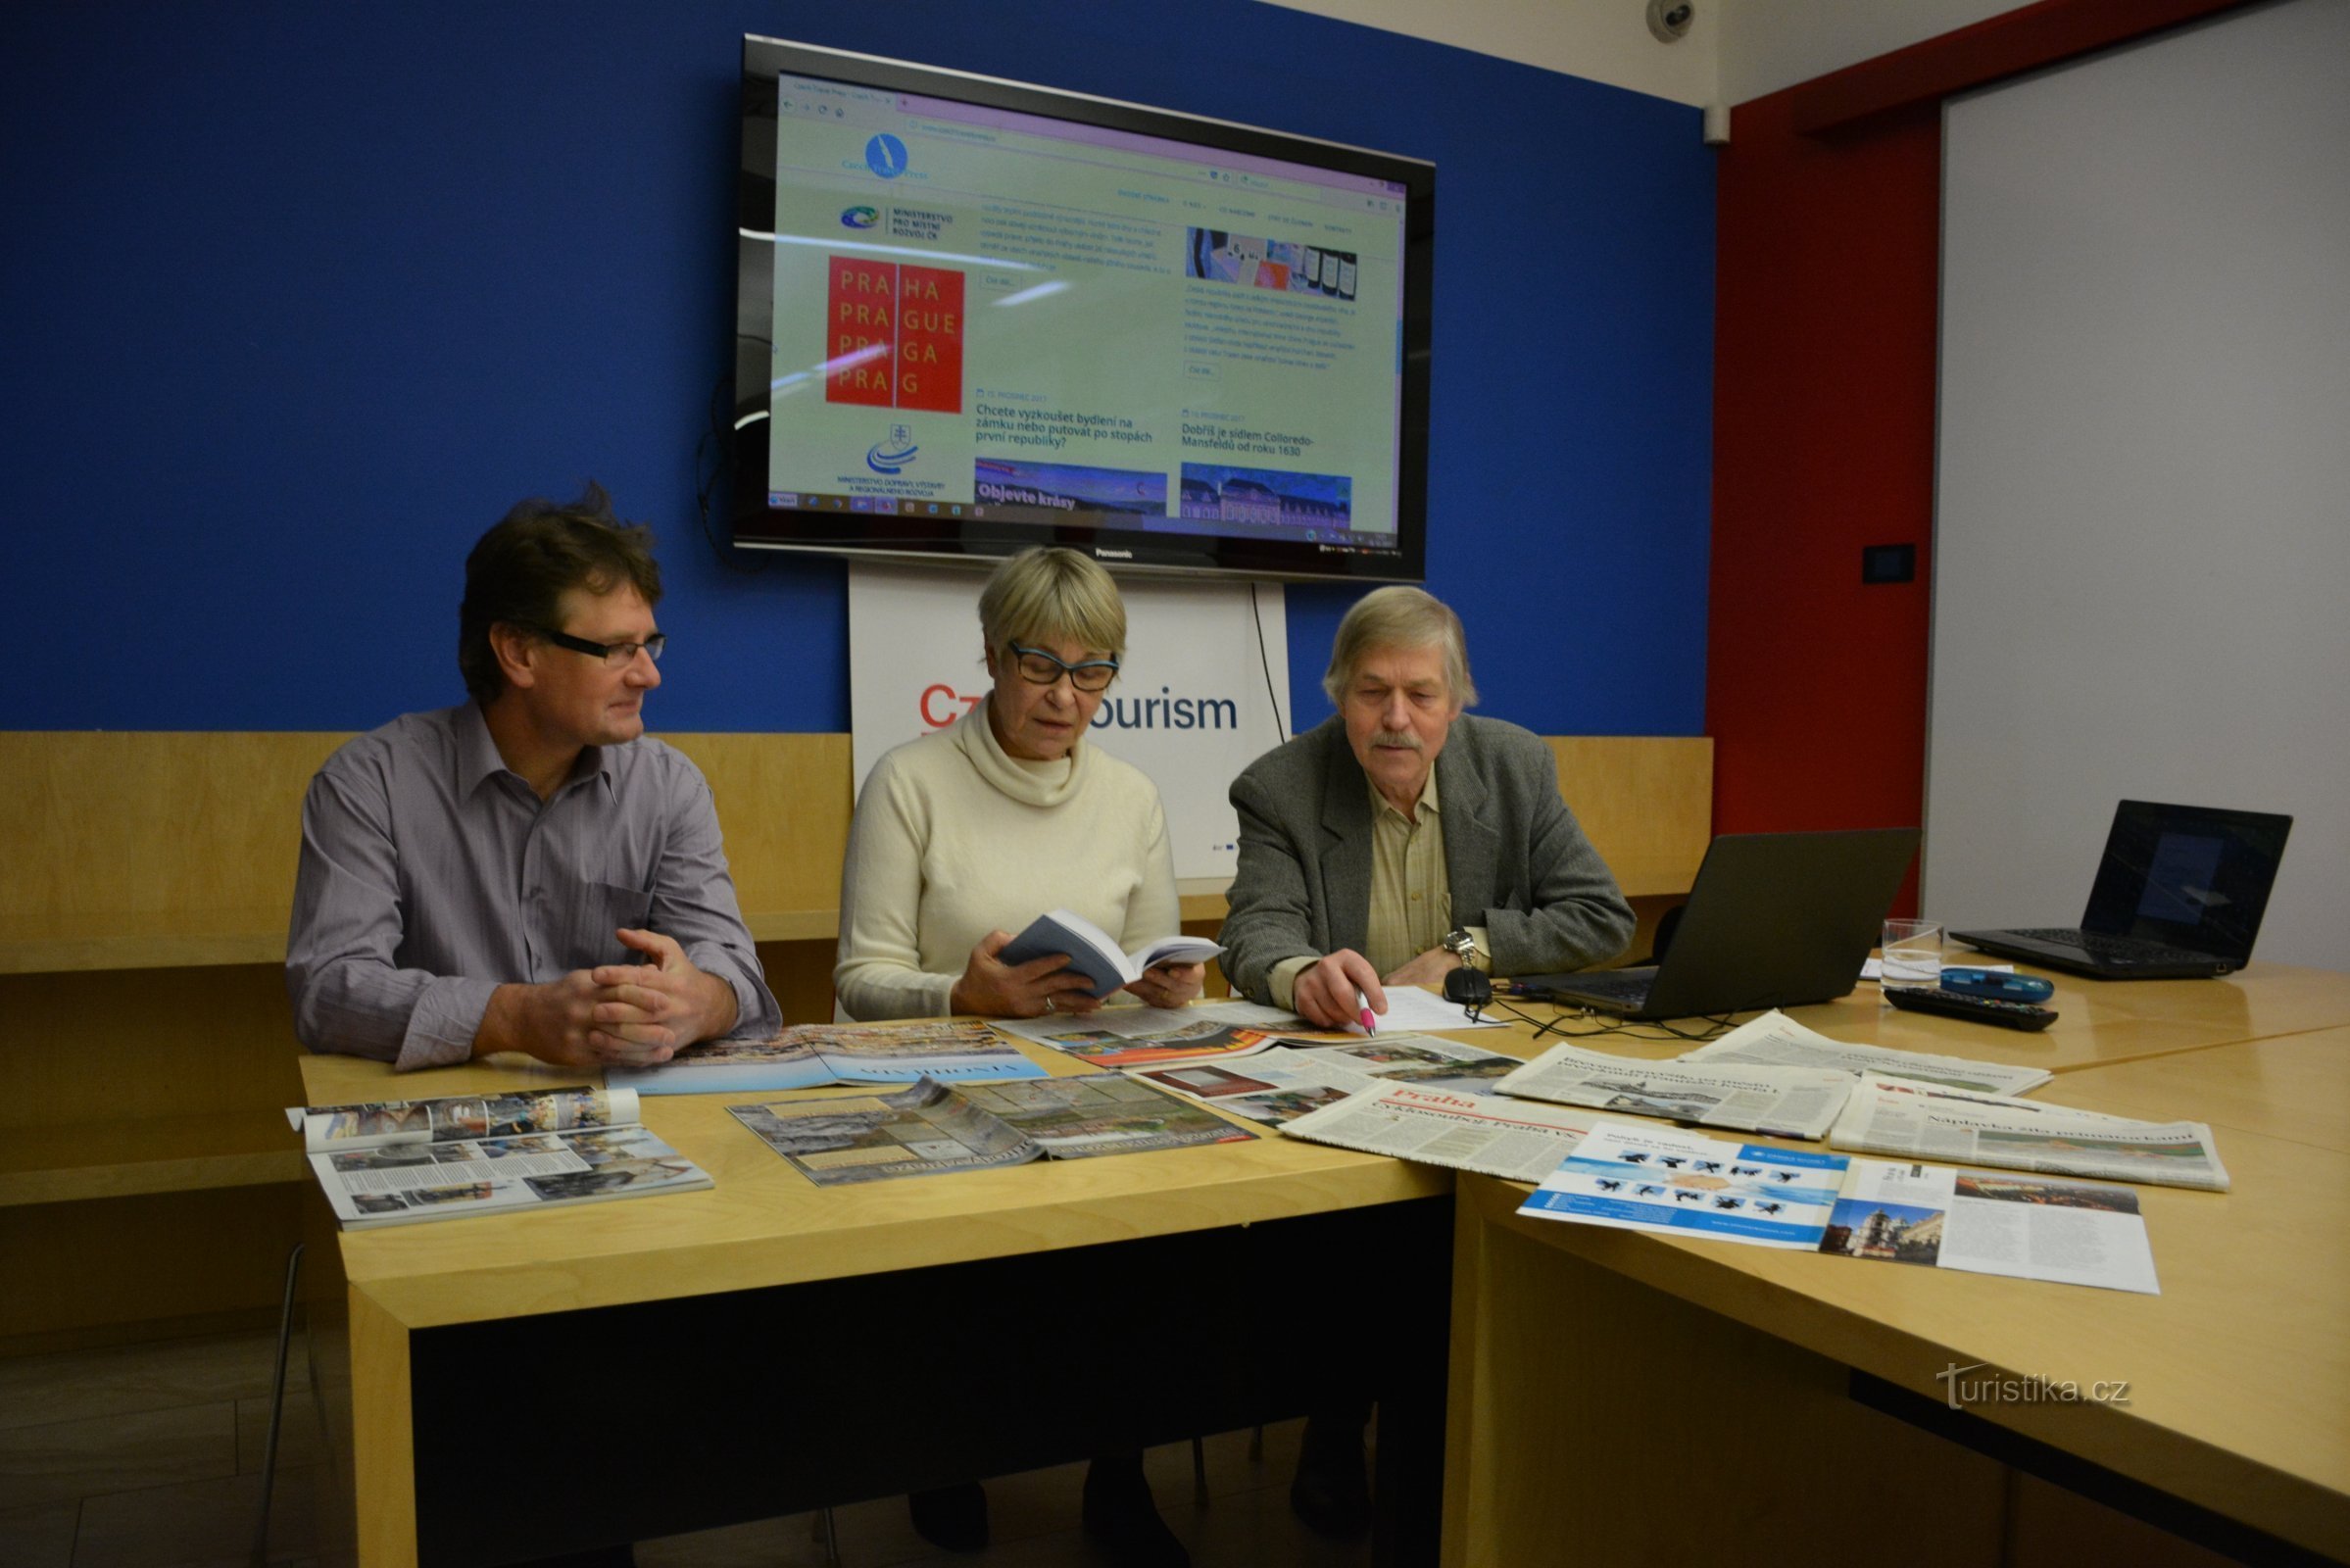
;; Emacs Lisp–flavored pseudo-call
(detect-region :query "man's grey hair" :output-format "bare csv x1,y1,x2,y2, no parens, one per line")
1321,585,1478,709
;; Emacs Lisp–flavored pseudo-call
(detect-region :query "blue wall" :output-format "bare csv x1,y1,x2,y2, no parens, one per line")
8,0,1713,735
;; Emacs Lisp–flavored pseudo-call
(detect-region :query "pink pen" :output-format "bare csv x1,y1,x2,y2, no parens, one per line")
1357,992,1379,1035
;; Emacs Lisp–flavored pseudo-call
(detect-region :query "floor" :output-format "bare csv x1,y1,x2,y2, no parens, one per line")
0,1326,1375,1568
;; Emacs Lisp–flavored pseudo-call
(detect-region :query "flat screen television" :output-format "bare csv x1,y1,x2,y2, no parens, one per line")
733,36,1434,582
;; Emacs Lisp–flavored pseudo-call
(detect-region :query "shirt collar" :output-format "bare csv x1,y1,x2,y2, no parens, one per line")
456,701,615,801
1367,761,1441,824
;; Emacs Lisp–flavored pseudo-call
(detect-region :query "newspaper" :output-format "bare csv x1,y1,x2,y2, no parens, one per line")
1518,1123,1852,1250
308,1124,710,1229
995,991,1501,1069
729,1073,1254,1186
1129,1035,1521,1125
1824,1158,2159,1294
1496,1043,1855,1141
1828,1073,2230,1192
1677,1009,2053,1097
1280,1082,1616,1181
609,1019,1044,1095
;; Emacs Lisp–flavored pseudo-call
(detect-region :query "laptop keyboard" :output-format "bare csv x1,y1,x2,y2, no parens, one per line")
2007,929,2217,964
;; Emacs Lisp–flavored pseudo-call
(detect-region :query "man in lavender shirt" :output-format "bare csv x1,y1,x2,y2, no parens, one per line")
287,484,776,1071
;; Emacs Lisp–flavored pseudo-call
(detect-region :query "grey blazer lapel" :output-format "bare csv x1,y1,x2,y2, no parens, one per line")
1318,742,1375,956
1440,730,1500,924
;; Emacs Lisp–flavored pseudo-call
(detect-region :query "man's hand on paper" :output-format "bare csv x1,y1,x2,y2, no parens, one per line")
951,930,1104,1019
1294,949,1388,1029
1125,960,1205,1009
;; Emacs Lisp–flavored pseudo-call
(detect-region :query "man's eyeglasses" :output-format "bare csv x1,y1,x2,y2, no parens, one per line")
1008,642,1119,692
536,627,667,667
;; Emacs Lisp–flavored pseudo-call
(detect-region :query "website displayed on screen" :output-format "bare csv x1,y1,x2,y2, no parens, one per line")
759,70,1410,554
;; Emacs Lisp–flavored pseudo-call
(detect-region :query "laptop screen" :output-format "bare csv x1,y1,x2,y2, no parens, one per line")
2081,801,2292,960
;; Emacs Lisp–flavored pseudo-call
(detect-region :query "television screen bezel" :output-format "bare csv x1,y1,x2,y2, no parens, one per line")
732,34,1434,584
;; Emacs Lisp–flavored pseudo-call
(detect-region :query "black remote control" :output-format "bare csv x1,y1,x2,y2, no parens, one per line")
1883,985,2057,1031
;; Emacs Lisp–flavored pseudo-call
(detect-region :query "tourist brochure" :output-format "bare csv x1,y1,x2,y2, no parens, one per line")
1279,1081,1620,1182
998,907,1223,1000
729,1072,1255,1186
287,1085,632,1151
1517,1124,2160,1291
608,1020,1046,1096
1129,1035,1522,1125
1496,1043,1855,1141
287,1086,710,1229
1519,1123,1852,1249
1820,1158,2160,1295
1829,1073,2230,1192
1675,1009,2054,1097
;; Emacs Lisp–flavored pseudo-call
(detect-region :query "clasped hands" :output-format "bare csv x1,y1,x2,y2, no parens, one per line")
479,928,739,1068
951,930,1205,1018
1291,944,1462,1029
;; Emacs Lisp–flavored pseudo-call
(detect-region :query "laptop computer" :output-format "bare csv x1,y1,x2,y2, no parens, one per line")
1952,800,2292,979
1513,828,1921,1020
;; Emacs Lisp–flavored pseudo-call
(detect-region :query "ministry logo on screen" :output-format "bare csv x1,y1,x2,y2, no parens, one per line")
840,206,879,229
868,424,918,475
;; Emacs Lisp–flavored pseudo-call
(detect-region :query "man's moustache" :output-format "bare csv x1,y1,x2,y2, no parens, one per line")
1370,730,1423,751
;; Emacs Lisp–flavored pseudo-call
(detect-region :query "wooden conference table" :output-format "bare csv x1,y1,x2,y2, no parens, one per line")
306,960,2350,1567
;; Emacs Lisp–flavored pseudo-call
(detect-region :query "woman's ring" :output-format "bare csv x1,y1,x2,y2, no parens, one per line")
1044,996,1057,1014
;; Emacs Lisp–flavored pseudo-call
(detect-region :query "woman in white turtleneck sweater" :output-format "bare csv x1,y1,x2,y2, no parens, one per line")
832,548,1206,1567
833,547,1205,1024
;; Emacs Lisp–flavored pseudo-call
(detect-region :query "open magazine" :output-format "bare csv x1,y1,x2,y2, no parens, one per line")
1279,1082,1618,1182
729,1073,1254,1186
609,1019,1044,1096
1519,1122,2160,1293
1676,1009,2054,1098
1129,1035,1522,1125
1829,1073,2230,1192
287,1086,710,1229
998,908,1222,1000
1496,1043,1854,1141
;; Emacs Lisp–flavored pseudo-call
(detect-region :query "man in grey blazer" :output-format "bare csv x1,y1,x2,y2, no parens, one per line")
1222,586,1633,1030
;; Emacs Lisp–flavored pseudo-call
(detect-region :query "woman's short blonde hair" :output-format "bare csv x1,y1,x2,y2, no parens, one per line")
1322,586,1478,709
978,547,1128,658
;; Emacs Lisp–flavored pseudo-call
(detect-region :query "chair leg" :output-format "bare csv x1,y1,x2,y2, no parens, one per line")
813,1504,842,1566
250,1242,305,1567
1192,1435,1210,1507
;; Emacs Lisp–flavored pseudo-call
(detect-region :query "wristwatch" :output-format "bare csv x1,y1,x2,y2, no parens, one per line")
1441,927,1482,969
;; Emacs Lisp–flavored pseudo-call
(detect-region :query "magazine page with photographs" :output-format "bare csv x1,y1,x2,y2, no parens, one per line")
1820,1159,2160,1294
310,1124,710,1230
1517,1123,1852,1250
729,1074,1255,1186
1129,1036,1522,1126
609,1019,1047,1096
287,1085,632,1153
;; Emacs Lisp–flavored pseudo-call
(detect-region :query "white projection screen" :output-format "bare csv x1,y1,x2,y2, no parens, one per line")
1927,0,2350,970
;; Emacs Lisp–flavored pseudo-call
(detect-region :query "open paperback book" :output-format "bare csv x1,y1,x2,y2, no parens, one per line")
609,1019,1044,1096
1518,1122,2160,1293
998,908,1222,1000
1128,1035,1523,1125
729,1072,1254,1186
1829,1073,2229,1192
286,1086,710,1228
